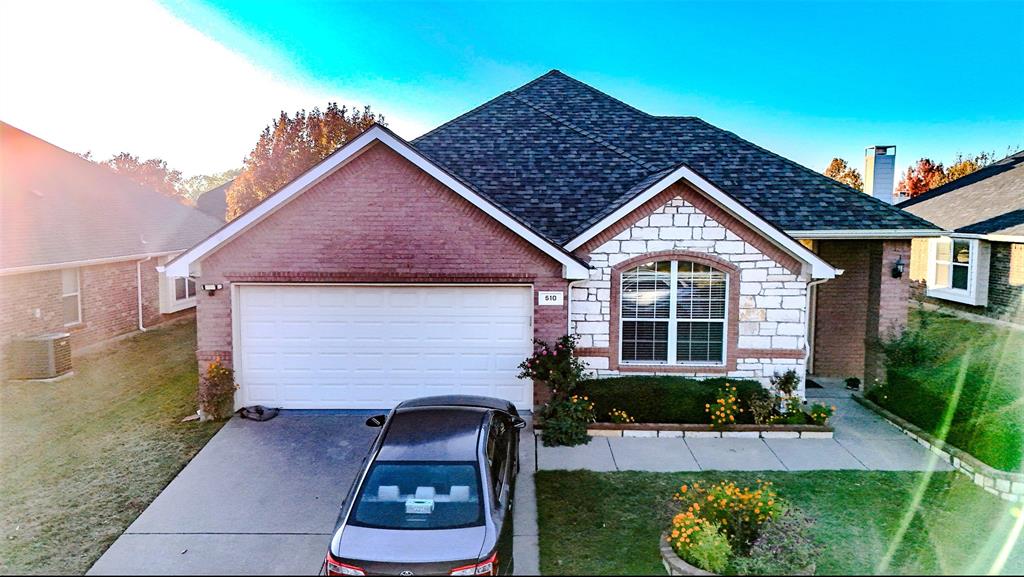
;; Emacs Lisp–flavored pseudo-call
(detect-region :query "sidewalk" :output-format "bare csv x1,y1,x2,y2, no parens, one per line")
535,388,952,473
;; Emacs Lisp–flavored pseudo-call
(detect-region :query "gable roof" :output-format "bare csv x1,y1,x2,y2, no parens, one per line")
412,70,939,244
195,178,233,222
897,150,1024,237
0,121,225,273
163,124,590,279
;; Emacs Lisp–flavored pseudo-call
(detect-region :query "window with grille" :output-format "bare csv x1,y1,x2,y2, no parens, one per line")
620,260,728,364
61,268,81,326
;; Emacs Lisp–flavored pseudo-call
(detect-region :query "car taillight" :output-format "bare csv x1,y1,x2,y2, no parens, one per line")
325,553,365,576
450,551,498,575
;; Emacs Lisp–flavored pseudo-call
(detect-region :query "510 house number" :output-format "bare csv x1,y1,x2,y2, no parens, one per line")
537,291,564,306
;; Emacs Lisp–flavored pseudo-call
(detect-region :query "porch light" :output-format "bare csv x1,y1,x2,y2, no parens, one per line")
201,283,223,296
891,256,905,279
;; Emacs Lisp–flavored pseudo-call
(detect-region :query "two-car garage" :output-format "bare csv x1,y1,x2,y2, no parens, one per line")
234,285,535,410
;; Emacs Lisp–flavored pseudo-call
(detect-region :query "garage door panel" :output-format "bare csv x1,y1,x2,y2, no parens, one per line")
237,285,534,409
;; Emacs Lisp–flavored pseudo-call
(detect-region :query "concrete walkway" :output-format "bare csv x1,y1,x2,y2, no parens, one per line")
536,386,953,473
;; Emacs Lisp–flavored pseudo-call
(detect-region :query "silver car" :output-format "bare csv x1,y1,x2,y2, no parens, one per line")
324,396,524,576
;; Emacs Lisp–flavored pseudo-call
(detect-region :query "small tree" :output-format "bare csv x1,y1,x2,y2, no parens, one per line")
823,157,864,191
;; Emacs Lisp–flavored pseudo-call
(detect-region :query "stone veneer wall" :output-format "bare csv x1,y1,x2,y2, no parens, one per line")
571,196,809,386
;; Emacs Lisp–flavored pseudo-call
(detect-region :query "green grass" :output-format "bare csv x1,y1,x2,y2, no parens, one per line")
536,470,1024,575
0,321,224,575
868,309,1024,471
579,376,763,424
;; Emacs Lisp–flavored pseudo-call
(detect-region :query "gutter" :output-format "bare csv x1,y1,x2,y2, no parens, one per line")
136,256,153,332
565,279,587,335
0,250,181,277
787,229,943,239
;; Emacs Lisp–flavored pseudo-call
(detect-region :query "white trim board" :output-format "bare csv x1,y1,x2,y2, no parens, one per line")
1,250,182,277
164,124,589,280
563,165,840,279
788,229,944,239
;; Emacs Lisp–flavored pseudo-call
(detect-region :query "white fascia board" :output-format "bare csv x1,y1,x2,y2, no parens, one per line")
563,165,838,279
789,229,945,239
0,250,181,277
164,125,589,280
943,232,1024,243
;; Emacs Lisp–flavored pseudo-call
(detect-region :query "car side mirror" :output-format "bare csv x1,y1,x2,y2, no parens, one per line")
365,414,386,428
512,416,527,430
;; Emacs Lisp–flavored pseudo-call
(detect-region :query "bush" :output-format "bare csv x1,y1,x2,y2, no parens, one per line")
673,480,781,553
808,403,835,426
608,408,635,424
539,394,595,447
579,376,763,424
769,369,800,397
198,357,237,420
670,519,732,574
518,335,587,395
747,388,775,425
729,507,819,575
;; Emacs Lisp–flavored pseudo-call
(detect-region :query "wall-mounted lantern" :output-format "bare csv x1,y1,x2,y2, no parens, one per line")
202,283,223,296
891,256,905,279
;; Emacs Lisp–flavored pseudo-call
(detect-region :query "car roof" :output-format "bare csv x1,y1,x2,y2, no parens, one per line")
375,406,488,462
395,395,519,415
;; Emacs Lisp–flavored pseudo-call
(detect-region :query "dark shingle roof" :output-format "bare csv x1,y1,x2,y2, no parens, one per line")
196,178,233,222
0,121,225,270
413,71,938,244
898,150,1024,236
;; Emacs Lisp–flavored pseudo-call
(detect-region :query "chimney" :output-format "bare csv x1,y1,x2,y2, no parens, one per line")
864,145,896,204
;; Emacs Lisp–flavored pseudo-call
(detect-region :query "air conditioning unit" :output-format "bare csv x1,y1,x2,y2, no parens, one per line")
8,332,73,380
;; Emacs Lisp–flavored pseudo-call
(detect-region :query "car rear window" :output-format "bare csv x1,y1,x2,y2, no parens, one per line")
349,462,483,530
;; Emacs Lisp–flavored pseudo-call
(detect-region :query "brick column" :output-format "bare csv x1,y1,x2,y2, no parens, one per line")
865,240,912,384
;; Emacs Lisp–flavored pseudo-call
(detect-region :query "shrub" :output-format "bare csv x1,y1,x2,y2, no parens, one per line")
706,384,743,429
747,388,775,425
518,335,587,395
769,369,800,397
673,480,781,553
198,357,237,420
769,397,809,425
729,507,820,575
579,376,763,424
808,403,835,426
539,394,595,447
668,515,732,574
881,319,938,372
608,408,635,424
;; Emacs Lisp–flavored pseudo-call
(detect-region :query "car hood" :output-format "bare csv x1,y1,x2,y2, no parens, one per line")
332,524,488,564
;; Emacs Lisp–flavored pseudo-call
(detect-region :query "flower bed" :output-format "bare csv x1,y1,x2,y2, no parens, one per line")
662,480,818,575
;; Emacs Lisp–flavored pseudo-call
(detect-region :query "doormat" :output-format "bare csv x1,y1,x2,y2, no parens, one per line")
806,379,824,389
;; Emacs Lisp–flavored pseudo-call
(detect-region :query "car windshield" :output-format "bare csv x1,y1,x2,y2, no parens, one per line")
349,461,484,530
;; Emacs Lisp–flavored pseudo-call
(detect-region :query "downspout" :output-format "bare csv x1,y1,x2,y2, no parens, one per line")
137,256,153,332
804,277,832,382
566,279,587,335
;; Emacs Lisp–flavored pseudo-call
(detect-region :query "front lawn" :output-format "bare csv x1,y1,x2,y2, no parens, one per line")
579,376,763,424
0,320,224,575
868,309,1024,471
537,470,1024,575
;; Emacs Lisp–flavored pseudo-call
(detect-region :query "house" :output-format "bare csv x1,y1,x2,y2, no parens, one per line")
195,179,233,222
0,121,224,376
165,71,939,410
899,150,1024,325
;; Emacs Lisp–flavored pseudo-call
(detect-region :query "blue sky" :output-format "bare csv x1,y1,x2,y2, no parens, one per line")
2,0,1021,176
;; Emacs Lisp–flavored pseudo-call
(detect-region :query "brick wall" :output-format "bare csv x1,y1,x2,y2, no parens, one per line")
812,239,911,383
910,239,1024,325
570,185,809,387
194,143,568,404
1,259,189,377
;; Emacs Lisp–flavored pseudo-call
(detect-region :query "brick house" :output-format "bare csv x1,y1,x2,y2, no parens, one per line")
899,151,1024,325
166,71,939,410
0,122,224,376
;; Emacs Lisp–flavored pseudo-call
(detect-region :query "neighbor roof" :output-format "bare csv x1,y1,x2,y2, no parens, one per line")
413,70,939,244
897,150,1024,237
0,122,225,272
195,178,233,222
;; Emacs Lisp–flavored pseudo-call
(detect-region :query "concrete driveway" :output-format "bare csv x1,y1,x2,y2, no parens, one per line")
88,412,379,575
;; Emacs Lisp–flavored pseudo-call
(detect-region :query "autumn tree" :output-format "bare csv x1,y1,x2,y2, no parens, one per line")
101,152,185,200
823,158,864,190
181,167,242,203
896,158,947,198
226,103,384,220
944,151,996,183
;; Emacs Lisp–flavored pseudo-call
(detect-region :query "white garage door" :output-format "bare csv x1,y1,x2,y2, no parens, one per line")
236,285,534,410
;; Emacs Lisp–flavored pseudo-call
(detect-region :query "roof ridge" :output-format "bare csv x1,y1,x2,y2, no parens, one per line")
898,148,1024,209
508,93,660,172
682,116,939,229
519,70,659,119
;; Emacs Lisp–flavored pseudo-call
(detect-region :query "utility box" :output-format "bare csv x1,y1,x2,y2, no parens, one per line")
8,333,73,380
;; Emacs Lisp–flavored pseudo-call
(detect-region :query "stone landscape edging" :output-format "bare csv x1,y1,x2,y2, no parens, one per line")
535,422,834,439
660,533,716,576
853,394,1024,502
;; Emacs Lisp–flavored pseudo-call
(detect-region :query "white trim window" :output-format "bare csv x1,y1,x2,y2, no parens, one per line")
926,236,990,306
61,268,81,326
620,260,728,365
175,276,197,302
158,256,198,313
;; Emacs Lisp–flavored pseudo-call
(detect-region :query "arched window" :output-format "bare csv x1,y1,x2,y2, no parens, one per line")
620,260,728,364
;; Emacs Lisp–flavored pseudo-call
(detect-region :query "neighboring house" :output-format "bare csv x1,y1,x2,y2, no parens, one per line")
899,151,1024,325
195,179,233,222
0,121,224,376
166,71,939,410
